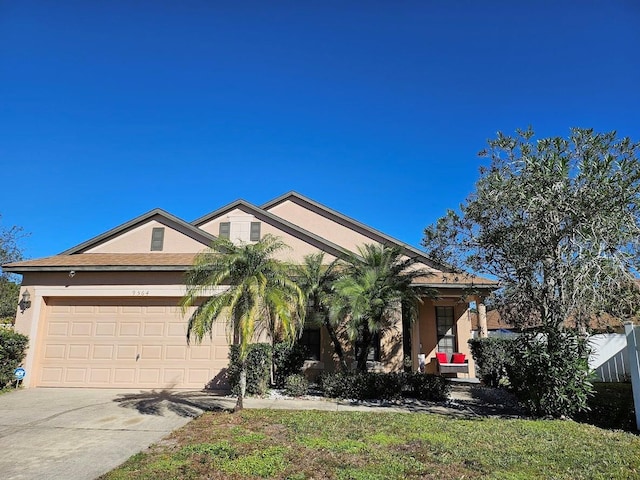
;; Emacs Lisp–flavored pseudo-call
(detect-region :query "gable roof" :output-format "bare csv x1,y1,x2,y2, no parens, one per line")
191,199,352,259
61,208,216,255
263,191,455,272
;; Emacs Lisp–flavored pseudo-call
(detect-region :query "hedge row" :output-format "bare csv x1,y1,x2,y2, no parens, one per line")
319,372,450,401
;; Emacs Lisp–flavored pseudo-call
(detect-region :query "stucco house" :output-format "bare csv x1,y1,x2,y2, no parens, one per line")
4,192,496,389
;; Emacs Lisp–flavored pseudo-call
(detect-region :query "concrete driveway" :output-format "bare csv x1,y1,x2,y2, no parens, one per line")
0,388,236,480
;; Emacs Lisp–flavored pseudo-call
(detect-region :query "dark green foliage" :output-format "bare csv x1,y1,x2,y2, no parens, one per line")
405,373,450,401
468,337,515,388
0,329,28,388
319,372,449,401
0,280,20,322
574,382,636,431
506,330,593,418
228,344,272,396
272,342,307,388
284,374,309,397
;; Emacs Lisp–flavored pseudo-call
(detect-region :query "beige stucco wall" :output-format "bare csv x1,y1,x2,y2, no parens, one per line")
198,207,337,263
266,201,376,253
87,220,206,254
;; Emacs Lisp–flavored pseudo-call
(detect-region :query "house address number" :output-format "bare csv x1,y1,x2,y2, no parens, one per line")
132,290,150,296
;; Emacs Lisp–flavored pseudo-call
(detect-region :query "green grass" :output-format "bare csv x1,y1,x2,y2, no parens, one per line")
101,409,640,479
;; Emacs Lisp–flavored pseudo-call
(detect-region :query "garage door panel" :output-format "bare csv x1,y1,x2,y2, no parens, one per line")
119,323,141,336
47,322,69,336
37,298,229,389
139,368,160,383
95,321,116,336
141,345,162,360
143,323,164,336
68,345,90,359
71,322,92,336
65,368,86,383
116,345,137,360
92,345,114,360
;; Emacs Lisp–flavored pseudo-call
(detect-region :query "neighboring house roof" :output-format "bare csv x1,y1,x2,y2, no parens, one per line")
3,253,197,272
61,208,216,255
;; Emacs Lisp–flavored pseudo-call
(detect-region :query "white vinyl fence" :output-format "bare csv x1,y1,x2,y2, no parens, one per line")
589,333,630,382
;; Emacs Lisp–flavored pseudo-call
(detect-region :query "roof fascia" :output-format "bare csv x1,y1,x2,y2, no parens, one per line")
4,265,190,272
60,208,216,255
262,191,454,272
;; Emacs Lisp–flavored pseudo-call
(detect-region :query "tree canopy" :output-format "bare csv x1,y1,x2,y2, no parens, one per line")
180,234,304,410
332,243,429,372
0,216,25,323
423,128,640,331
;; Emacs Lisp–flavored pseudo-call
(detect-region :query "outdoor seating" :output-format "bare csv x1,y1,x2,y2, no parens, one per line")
435,352,469,375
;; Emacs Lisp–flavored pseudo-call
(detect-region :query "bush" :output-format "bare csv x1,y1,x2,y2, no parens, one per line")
319,372,449,401
0,329,28,388
272,342,307,388
506,329,593,418
227,344,272,396
284,374,309,397
406,373,450,401
574,382,636,431
468,337,515,388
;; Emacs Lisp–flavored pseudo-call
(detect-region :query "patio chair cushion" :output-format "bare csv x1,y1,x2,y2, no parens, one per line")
451,353,466,364
435,352,448,364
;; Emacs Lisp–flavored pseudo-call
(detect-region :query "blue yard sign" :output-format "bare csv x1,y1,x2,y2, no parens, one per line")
14,367,26,381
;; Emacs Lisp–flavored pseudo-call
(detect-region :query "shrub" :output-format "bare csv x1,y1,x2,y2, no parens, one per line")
506,329,593,418
406,373,450,401
468,337,515,388
272,342,307,388
227,343,272,396
284,374,309,397
0,329,28,388
319,372,448,401
574,382,636,431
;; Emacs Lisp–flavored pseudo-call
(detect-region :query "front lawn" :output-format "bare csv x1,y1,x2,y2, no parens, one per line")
101,410,640,479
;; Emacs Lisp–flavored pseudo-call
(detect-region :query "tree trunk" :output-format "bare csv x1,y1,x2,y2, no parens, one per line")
235,360,246,412
323,319,348,371
356,328,371,373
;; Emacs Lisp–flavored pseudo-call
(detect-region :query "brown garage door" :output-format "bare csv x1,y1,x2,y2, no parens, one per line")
35,297,229,389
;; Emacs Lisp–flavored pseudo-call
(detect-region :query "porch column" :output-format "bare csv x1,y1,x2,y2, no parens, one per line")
478,303,488,338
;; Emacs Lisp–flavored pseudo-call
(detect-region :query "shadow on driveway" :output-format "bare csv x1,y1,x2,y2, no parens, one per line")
114,390,233,417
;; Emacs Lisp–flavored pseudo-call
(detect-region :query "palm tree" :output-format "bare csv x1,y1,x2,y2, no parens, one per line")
332,243,430,372
293,253,348,371
180,234,305,411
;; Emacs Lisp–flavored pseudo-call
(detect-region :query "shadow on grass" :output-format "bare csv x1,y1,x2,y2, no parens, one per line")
114,390,234,418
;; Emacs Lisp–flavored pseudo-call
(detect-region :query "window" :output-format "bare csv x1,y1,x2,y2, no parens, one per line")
436,306,456,354
150,227,165,251
298,327,321,361
250,222,261,241
219,222,230,239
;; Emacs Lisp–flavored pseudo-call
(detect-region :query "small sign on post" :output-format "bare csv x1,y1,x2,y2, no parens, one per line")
13,367,26,388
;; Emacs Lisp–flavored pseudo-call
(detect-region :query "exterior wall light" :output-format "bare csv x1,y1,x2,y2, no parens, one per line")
19,290,31,313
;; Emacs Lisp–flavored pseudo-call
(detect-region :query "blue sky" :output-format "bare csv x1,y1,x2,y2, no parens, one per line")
1,1,639,260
